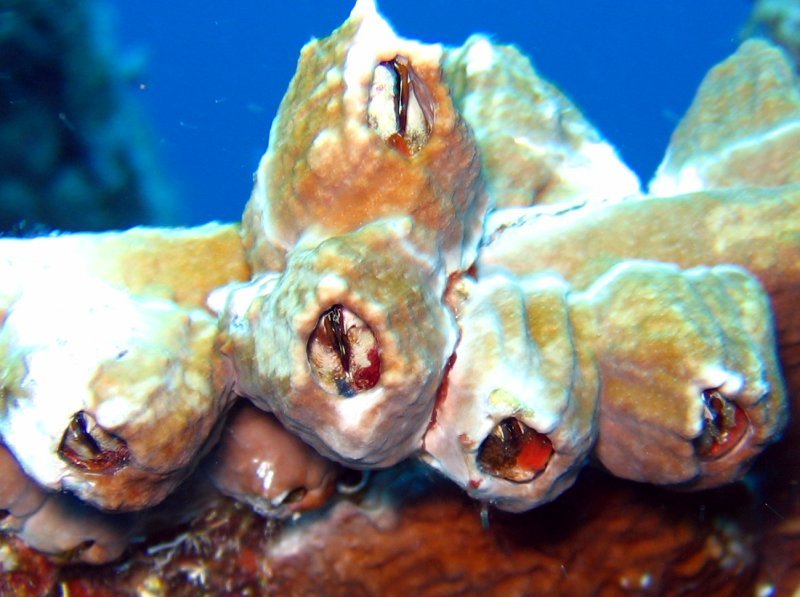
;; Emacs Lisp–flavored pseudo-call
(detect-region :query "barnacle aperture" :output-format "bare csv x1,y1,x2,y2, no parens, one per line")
58,411,130,473
307,304,381,397
368,55,434,157
694,389,748,460
477,418,554,482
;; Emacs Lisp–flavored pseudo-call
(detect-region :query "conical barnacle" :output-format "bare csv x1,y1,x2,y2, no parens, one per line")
212,218,458,468
0,444,135,564
422,273,598,512
241,0,487,273
307,304,381,397
206,402,339,519
650,40,800,196
572,261,786,488
0,442,48,529
10,491,135,565
443,35,640,208
0,280,228,510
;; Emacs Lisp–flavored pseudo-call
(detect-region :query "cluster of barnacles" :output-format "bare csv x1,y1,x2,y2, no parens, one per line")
0,0,797,565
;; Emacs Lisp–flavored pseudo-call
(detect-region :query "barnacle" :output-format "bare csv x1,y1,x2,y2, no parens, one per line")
368,55,434,156
0,1,797,592
477,418,553,482
206,402,338,518
307,304,381,396
694,389,749,460
58,411,130,473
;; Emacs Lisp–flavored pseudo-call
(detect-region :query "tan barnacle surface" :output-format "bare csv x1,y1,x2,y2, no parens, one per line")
241,0,487,274
0,279,227,510
422,272,598,512
206,402,338,518
650,39,800,196
443,36,641,209
573,261,786,489
213,218,457,468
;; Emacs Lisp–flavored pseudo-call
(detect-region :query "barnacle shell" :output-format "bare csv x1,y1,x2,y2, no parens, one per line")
0,223,250,311
0,444,133,564
0,443,47,528
0,280,227,510
242,0,487,273
479,186,800,302
422,273,598,512
650,39,800,195
443,35,640,208
214,218,457,467
207,402,338,518
11,492,134,565
574,261,786,488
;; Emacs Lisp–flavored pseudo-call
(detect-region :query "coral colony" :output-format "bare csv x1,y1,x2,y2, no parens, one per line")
0,0,798,591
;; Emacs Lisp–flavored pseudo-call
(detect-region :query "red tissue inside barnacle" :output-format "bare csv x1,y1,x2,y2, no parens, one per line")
694,389,749,460
477,418,554,483
58,411,130,473
307,304,381,396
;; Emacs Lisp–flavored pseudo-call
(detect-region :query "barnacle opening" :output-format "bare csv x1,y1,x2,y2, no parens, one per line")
280,487,308,505
694,388,748,460
58,411,130,473
337,469,371,495
477,418,553,483
307,304,381,397
367,55,434,157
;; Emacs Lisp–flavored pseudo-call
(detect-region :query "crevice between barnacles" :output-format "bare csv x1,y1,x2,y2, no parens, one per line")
58,411,130,473
307,304,381,397
367,55,434,157
477,417,553,482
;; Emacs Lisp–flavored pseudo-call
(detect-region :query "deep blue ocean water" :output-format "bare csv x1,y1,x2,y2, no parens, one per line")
113,0,753,226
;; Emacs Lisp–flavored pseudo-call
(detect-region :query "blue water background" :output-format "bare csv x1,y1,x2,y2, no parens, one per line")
113,1,752,226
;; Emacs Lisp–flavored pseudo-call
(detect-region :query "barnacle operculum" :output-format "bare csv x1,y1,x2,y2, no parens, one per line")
58,411,130,473
307,304,381,396
694,389,749,460
368,55,434,156
477,418,554,483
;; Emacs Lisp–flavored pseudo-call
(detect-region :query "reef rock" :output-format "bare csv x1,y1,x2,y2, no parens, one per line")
0,0,175,231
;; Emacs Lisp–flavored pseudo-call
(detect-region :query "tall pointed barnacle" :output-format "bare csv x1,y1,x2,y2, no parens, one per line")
58,411,130,473
368,55,434,156
477,418,554,483
694,388,748,460
307,304,381,397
